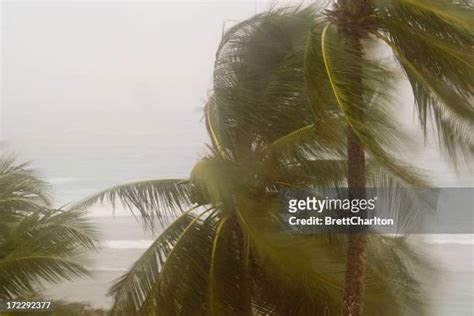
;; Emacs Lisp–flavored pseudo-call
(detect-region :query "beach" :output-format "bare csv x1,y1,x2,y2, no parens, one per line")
43,216,474,314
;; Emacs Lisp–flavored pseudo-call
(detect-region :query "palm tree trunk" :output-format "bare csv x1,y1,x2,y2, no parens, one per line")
343,128,367,316
336,1,369,315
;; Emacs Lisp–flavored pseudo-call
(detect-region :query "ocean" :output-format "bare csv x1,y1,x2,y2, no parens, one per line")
41,214,474,314
45,215,154,308
8,143,474,314
3,1,473,313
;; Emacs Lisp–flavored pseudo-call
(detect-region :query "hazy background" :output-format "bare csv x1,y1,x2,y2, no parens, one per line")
2,1,471,215
1,1,286,213
1,1,472,312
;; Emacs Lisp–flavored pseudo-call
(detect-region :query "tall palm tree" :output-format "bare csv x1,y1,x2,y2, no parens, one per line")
73,6,435,315
74,150,428,316
0,154,99,300
301,1,473,314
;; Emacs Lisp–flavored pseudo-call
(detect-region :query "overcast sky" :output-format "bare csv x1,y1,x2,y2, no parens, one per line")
2,1,280,146
1,1,471,209
1,1,292,208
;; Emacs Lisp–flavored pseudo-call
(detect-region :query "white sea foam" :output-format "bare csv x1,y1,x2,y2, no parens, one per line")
90,267,128,272
424,234,474,245
48,177,82,185
103,240,153,249
101,235,474,249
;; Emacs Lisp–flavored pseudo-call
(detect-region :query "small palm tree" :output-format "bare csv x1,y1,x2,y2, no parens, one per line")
74,7,434,315
0,154,99,300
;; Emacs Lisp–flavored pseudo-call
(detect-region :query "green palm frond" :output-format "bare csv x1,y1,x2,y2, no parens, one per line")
0,256,90,300
375,0,474,164
108,206,210,315
205,98,231,160
73,4,467,315
0,208,99,299
138,208,217,316
0,154,51,212
210,5,325,156
376,0,473,33
207,216,256,316
267,122,346,163
7,209,99,258
70,179,193,229
234,194,346,314
366,162,436,234
208,216,230,316
0,153,98,300
233,193,429,315
305,22,429,186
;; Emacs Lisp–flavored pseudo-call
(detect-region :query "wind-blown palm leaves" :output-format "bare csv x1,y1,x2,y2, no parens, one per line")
72,179,193,230
210,4,427,185
305,0,473,166
303,0,472,314
0,154,99,300
72,6,434,315
73,155,429,315
376,0,473,164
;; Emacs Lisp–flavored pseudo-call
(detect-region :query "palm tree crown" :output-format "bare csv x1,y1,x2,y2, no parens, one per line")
71,5,445,315
0,154,99,300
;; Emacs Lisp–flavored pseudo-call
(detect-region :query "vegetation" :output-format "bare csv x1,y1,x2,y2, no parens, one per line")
68,3,468,315
4,0,469,315
0,154,99,302
302,1,473,314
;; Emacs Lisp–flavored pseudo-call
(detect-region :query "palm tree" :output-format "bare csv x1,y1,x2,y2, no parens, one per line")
0,154,99,300
300,1,473,314
74,151,428,315
73,6,435,315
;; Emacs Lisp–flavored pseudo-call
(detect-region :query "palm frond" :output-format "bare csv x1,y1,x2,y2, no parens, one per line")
208,216,229,316
70,179,193,229
375,0,474,165
366,162,436,234
267,121,346,163
0,208,99,298
0,154,51,212
7,209,100,258
138,208,216,316
108,206,208,315
0,154,98,300
233,193,429,315
0,256,89,300
205,98,231,160
234,194,346,314
210,5,326,156
305,22,429,186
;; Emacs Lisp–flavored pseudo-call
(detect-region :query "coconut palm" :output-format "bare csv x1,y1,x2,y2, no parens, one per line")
72,6,436,315
303,1,473,314
73,150,428,316
0,154,99,300
211,1,473,314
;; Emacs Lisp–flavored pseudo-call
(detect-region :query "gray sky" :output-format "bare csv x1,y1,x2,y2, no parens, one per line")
2,1,275,146
1,1,285,210
1,1,471,212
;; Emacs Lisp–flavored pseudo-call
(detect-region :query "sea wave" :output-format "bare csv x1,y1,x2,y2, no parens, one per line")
101,236,474,249
103,240,153,249
48,177,82,185
90,267,128,272
424,234,474,245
